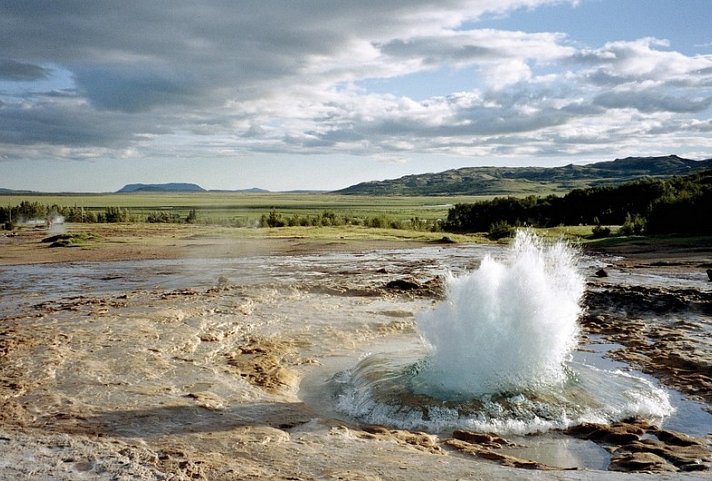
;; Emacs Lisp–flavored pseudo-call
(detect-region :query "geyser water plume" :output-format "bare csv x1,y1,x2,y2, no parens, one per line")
48,213,66,236
330,231,672,434
415,231,584,397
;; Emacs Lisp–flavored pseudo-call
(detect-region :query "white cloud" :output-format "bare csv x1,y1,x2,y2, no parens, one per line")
486,59,532,89
580,37,712,85
0,0,710,166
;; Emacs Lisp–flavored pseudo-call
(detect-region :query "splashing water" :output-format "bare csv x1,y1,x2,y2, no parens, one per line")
416,231,583,397
48,214,66,236
332,231,672,434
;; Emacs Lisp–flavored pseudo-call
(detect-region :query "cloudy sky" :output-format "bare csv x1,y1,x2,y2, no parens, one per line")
2,0,711,192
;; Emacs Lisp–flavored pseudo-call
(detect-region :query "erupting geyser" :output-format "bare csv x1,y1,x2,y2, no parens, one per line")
415,231,583,397
332,231,672,433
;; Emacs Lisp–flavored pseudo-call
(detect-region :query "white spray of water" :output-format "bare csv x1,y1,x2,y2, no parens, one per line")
332,231,672,433
416,231,584,396
48,214,66,235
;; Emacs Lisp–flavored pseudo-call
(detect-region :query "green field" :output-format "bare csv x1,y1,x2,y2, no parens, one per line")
0,192,497,226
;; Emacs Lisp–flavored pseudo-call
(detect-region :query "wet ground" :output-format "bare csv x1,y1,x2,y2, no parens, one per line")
0,243,710,479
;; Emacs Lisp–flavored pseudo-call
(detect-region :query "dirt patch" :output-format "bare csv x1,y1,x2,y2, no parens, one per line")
225,337,303,394
0,223,434,266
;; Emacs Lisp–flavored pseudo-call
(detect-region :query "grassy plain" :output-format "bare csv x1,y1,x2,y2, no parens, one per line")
1,191,497,226
8,191,659,260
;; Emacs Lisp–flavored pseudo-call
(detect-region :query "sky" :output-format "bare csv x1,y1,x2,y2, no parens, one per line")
1,0,711,192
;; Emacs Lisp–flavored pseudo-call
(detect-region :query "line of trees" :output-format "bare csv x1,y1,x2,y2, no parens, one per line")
0,201,439,232
0,202,199,229
258,209,441,231
444,171,712,236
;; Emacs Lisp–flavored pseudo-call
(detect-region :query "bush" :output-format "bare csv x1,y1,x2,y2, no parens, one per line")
367,215,387,229
618,212,646,236
591,223,611,238
260,210,285,227
146,211,182,223
103,207,130,223
488,220,515,240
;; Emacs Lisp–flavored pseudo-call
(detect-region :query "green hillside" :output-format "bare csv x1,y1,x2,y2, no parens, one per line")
335,155,712,196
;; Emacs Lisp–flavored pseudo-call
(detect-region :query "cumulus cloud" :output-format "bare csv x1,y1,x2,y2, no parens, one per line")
0,0,710,163
578,38,712,85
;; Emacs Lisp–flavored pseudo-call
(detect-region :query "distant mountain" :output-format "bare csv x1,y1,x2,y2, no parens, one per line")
0,188,35,194
335,155,712,196
117,183,206,193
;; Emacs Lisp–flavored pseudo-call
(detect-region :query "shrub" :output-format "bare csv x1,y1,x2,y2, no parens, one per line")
367,215,387,229
104,207,130,223
591,224,611,238
488,220,515,240
146,211,182,223
618,212,646,236
260,210,285,227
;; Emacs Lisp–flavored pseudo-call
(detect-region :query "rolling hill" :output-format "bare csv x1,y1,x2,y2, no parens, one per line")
335,155,712,196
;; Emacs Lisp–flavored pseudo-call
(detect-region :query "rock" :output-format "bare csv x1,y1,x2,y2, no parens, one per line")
584,284,709,314
360,426,442,454
595,268,608,277
621,439,712,472
385,278,422,290
707,269,712,281
652,429,706,447
452,430,515,448
443,438,573,471
385,277,443,297
566,419,711,473
564,421,642,444
434,236,456,244
610,452,677,472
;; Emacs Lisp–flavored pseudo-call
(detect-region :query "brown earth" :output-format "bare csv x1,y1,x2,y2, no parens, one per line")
0,223,434,266
1,224,710,480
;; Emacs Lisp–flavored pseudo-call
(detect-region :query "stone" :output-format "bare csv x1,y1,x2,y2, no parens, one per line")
452,430,514,448
385,278,422,290
610,451,677,472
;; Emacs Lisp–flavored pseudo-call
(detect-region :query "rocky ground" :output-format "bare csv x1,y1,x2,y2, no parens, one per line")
0,226,710,479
